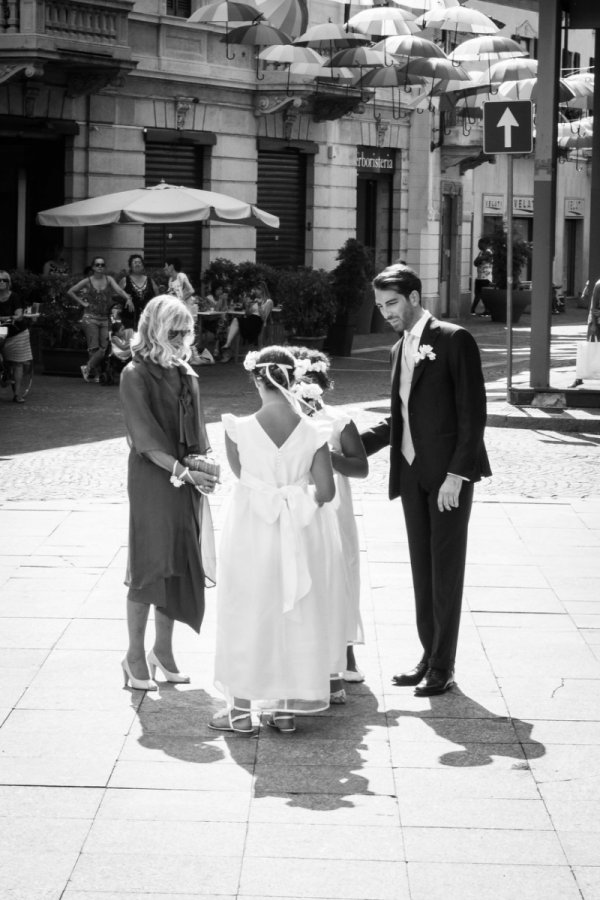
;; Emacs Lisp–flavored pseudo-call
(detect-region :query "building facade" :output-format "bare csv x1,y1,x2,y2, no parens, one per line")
0,0,594,322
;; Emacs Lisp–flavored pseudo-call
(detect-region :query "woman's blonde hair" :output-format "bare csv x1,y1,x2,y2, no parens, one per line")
131,294,194,367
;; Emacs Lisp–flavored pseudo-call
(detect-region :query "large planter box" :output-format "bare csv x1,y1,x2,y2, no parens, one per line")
42,347,88,377
481,288,531,324
325,315,355,357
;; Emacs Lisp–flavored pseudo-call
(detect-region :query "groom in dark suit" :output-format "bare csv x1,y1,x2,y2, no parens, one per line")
361,264,491,696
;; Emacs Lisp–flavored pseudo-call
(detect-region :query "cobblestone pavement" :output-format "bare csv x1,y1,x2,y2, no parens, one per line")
1,307,598,502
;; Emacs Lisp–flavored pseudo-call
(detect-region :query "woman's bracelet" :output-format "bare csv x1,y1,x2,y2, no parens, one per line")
169,461,192,488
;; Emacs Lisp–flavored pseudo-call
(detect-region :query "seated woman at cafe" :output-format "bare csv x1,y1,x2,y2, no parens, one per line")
200,284,230,360
219,283,273,363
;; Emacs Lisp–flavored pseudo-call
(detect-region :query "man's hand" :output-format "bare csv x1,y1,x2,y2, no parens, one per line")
437,474,463,512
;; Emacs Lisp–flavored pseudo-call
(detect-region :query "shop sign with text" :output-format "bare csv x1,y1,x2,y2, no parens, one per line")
357,147,395,172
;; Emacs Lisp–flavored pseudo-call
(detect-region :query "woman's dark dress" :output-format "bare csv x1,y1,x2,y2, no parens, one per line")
120,358,212,632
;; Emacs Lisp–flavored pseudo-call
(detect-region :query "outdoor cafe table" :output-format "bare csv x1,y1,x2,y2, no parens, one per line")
195,307,283,344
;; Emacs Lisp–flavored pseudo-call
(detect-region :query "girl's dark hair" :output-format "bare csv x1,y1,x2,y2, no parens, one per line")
252,345,296,391
128,254,144,268
166,257,182,271
91,256,105,267
291,346,333,391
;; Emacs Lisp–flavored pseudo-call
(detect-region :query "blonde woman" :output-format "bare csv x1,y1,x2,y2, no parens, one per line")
120,295,218,690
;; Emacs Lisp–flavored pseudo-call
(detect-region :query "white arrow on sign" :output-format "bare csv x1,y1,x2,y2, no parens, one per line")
497,107,519,148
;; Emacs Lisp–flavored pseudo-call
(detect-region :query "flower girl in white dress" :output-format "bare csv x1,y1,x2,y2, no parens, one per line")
292,348,369,695
210,345,339,735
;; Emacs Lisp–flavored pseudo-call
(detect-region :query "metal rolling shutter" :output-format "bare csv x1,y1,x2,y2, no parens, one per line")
256,148,306,269
144,142,203,278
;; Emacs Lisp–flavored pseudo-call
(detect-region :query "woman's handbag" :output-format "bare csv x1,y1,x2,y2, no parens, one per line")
575,339,600,379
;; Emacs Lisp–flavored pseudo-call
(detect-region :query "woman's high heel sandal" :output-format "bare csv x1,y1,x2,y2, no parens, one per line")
121,658,157,691
147,649,190,684
208,707,254,735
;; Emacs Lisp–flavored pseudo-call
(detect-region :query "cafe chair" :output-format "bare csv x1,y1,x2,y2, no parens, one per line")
233,298,274,362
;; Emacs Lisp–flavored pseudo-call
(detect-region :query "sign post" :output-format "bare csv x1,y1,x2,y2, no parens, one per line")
483,100,533,400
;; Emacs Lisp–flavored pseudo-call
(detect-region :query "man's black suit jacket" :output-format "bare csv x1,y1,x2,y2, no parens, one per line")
361,316,491,499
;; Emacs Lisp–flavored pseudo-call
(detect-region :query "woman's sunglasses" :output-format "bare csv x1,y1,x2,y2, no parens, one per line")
94,262,105,268
168,328,192,339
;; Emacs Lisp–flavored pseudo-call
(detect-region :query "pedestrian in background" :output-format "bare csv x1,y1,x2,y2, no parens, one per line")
165,257,195,304
471,237,493,316
361,264,491,696
67,256,132,383
119,254,158,325
120,295,218,691
0,270,34,403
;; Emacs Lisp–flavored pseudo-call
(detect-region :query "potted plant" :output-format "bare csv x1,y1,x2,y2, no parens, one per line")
480,225,532,324
326,238,374,357
36,272,88,375
277,267,337,348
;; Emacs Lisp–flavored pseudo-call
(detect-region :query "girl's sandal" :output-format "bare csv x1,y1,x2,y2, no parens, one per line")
208,707,254,735
265,712,296,733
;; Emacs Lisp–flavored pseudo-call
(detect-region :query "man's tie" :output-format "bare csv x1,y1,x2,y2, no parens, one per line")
400,332,418,464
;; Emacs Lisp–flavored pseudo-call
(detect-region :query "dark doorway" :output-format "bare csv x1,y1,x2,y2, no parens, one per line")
0,136,65,272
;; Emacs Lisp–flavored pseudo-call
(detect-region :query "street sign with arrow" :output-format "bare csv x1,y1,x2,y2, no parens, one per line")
483,100,533,155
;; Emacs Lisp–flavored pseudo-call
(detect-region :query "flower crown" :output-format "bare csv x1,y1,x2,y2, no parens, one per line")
291,381,324,404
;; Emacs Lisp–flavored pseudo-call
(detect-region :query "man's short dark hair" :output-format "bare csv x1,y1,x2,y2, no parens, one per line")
373,264,422,299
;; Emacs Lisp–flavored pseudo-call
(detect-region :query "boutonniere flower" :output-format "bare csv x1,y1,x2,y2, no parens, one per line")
414,344,436,365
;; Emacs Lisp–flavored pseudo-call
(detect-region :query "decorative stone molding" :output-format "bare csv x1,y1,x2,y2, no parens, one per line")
65,65,129,97
254,94,306,117
0,63,44,85
374,113,389,148
175,96,197,130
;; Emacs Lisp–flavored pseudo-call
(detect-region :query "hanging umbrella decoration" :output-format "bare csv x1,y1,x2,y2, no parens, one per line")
417,5,500,42
325,46,386,84
36,182,280,229
255,0,308,39
223,21,292,77
346,6,418,40
497,77,576,104
375,33,447,63
448,35,527,85
257,44,325,93
187,0,263,58
357,63,428,119
293,22,370,56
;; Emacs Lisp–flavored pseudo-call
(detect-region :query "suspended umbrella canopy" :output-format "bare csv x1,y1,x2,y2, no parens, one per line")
417,6,499,36
187,0,262,24
225,21,292,46
497,77,576,104
347,7,417,39
293,22,370,52
327,47,387,68
448,35,527,63
36,183,279,229
255,0,308,38
328,0,460,12
258,43,323,64
377,34,447,60
357,64,427,90
289,61,355,82
563,73,594,108
488,57,538,82
406,56,470,81
557,116,593,149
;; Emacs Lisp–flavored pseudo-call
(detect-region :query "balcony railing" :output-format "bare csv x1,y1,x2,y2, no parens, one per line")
1,0,132,48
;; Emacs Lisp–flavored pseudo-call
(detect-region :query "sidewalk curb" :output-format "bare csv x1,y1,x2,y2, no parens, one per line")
487,407,600,432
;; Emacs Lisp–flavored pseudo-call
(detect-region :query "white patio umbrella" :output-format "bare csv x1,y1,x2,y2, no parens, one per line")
417,6,499,36
37,182,279,228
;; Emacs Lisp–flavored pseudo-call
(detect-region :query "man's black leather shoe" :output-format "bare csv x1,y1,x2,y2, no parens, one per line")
392,660,428,686
414,668,455,696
